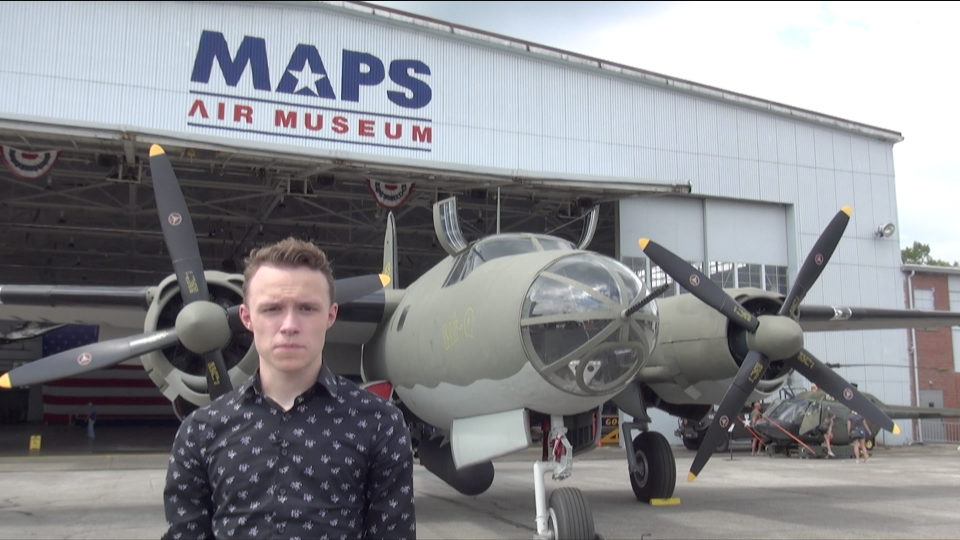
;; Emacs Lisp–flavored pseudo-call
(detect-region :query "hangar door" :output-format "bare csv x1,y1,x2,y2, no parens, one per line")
617,196,791,297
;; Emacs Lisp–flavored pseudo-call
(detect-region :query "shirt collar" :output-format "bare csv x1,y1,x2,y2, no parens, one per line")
240,362,340,400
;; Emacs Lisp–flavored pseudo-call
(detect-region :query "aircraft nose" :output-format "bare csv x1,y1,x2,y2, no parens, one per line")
520,253,659,396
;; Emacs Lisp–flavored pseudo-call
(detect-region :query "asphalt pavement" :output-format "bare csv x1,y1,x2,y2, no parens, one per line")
1,423,959,539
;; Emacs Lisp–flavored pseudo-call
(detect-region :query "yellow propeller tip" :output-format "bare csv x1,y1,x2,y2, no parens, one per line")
639,238,650,250
0,373,11,389
893,423,901,435
149,144,165,157
687,472,697,482
841,205,852,216
379,274,391,287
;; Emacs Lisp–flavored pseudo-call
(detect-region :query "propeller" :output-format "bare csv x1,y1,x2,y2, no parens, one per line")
0,273,389,390
1,144,391,394
639,205,899,482
149,144,234,400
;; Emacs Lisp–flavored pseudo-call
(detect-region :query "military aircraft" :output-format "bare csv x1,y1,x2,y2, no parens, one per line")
4,145,960,540
750,388,960,457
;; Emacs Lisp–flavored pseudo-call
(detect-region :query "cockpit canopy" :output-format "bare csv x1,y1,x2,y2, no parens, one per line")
444,233,577,287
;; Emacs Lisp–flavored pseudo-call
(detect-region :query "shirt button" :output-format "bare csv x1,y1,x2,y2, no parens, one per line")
281,449,288,456
283,413,291,421
279,488,287,495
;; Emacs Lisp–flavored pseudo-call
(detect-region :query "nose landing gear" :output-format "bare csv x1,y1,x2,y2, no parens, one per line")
533,415,598,540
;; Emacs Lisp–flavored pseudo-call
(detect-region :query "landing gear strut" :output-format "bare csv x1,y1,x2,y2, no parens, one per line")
622,422,676,502
533,415,596,540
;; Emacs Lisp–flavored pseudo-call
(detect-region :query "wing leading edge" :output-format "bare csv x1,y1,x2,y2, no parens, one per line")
798,305,960,332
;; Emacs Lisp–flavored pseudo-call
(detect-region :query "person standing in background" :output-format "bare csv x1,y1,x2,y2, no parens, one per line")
847,410,872,462
85,402,97,439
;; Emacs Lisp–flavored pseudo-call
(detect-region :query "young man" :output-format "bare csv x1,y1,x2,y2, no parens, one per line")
162,237,415,539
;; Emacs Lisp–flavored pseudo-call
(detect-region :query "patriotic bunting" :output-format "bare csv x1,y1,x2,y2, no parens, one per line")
366,178,415,209
1,145,60,179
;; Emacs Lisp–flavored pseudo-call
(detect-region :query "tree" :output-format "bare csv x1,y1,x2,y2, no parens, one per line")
901,241,959,267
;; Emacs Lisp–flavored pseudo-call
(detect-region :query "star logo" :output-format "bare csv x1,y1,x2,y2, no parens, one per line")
77,352,92,366
719,415,729,428
843,388,854,401
287,65,328,95
815,253,824,265
168,212,182,226
689,275,700,287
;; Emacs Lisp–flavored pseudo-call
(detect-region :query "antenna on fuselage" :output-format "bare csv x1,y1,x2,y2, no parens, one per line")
496,187,501,235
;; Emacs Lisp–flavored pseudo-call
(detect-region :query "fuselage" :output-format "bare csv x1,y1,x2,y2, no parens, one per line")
362,233,658,430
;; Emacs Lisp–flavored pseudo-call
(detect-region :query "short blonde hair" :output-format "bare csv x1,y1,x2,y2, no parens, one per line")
242,237,336,303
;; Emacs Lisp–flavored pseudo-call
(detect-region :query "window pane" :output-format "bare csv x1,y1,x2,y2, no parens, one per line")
738,263,763,289
915,289,935,310
765,265,787,294
949,291,960,312
954,328,960,373
709,261,735,288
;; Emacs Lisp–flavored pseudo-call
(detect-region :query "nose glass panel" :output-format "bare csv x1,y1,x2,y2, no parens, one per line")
520,254,658,396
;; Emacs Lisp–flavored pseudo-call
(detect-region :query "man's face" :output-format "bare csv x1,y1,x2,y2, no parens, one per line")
238,264,338,377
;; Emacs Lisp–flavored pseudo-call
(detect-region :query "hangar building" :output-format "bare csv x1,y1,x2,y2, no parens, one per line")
0,1,910,442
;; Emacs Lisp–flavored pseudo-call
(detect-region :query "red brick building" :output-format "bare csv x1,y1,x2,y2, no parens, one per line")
902,264,960,438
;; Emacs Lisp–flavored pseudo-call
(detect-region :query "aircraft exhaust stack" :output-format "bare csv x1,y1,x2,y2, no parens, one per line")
417,436,495,496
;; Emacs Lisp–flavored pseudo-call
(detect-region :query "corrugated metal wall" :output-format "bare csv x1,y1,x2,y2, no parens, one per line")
0,1,899,182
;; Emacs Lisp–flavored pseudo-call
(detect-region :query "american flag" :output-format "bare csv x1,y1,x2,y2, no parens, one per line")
41,325,176,424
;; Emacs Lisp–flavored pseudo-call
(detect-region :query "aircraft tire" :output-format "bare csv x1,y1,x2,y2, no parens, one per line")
548,487,596,540
629,431,676,502
714,435,729,453
682,431,728,453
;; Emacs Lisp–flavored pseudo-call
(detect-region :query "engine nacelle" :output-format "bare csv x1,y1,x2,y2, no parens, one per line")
141,271,258,408
417,435,495,496
638,288,792,406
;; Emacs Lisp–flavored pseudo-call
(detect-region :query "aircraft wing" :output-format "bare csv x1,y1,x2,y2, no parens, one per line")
797,305,960,332
0,285,154,330
878,404,960,420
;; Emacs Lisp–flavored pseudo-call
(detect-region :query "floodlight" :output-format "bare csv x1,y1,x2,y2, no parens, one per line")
876,223,896,238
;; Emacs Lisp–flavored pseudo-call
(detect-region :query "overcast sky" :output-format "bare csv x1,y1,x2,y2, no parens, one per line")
369,1,960,263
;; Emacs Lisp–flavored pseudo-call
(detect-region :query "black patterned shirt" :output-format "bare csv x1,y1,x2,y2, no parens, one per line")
161,363,416,540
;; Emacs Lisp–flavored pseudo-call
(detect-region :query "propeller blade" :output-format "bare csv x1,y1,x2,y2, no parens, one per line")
336,273,391,305
149,144,209,304
785,347,899,434
639,238,759,332
0,329,180,389
689,350,769,481
202,349,232,401
779,207,851,318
